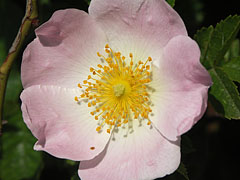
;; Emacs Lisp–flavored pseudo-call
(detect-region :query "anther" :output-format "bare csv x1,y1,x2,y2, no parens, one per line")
148,57,152,61
96,126,101,132
90,67,94,72
77,44,153,134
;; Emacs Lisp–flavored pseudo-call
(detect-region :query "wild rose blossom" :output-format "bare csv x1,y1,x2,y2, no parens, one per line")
20,0,212,179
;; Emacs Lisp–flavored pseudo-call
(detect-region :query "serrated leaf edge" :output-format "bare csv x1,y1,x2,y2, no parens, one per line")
209,67,240,119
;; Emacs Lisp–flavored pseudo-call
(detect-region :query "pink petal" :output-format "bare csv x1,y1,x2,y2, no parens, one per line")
151,35,212,141
89,0,187,57
20,85,110,161
21,9,107,89
79,124,180,180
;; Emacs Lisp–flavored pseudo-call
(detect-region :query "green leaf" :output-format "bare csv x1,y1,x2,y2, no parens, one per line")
224,39,240,61
166,0,175,7
177,162,189,180
209,15,240,66
0,112,43,180
230,39,240,57
39,0,51,5
194,26,214,69
5,66,22,103
66,159,78,166
83,0,91,5
209,68,240,119
195,15,240,120
195,15,240,69
222,57,240,82
71,174,80,180
0,58,42,180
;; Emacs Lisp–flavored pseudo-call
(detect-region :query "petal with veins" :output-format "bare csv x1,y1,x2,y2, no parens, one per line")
21,85,111,161
22,9,107,89
79,121,180,180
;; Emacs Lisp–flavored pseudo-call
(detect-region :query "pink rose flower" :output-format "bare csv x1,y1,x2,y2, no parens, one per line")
20,0,212,179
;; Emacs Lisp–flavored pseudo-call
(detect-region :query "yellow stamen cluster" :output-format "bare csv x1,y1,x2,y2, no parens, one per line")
75,44,153,134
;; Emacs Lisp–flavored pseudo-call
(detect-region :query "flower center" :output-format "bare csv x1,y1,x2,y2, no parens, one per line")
113,83,126,97
75,44,153,134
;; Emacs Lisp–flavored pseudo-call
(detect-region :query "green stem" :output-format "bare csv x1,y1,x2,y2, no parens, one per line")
0,0,38,135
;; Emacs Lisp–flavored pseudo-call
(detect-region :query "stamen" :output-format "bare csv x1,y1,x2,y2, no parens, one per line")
75,44,153,134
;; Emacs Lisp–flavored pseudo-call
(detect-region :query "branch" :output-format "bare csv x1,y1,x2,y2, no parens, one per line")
0,0,38,135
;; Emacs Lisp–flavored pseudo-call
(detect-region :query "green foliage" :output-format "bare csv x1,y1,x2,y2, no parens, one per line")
0,113,43,180
195,15,240,119
166,0,175,7
83,0,91,5
224,39,240,61
194,26,214,68
177,162,189,180
0,64,43,180
222,57,240,82
207,16,240,67
71,174,80,180
209,68,240,119
0,41,42,180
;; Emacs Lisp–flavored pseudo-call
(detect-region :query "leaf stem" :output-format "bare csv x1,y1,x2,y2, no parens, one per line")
0,0,38,135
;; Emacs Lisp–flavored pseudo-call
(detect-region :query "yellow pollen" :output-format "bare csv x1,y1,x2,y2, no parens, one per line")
113,84,125,97
76,44,153,134
74,96,78,101
96,126,101,132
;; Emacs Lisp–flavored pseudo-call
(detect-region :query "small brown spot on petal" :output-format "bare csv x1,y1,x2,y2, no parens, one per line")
90,147,95,150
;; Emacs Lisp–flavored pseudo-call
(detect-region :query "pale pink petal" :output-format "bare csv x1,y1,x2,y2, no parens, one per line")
150,35,212,141
22,9,107,89
20,85,110,161
79,122,180,180
89,0,187,59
